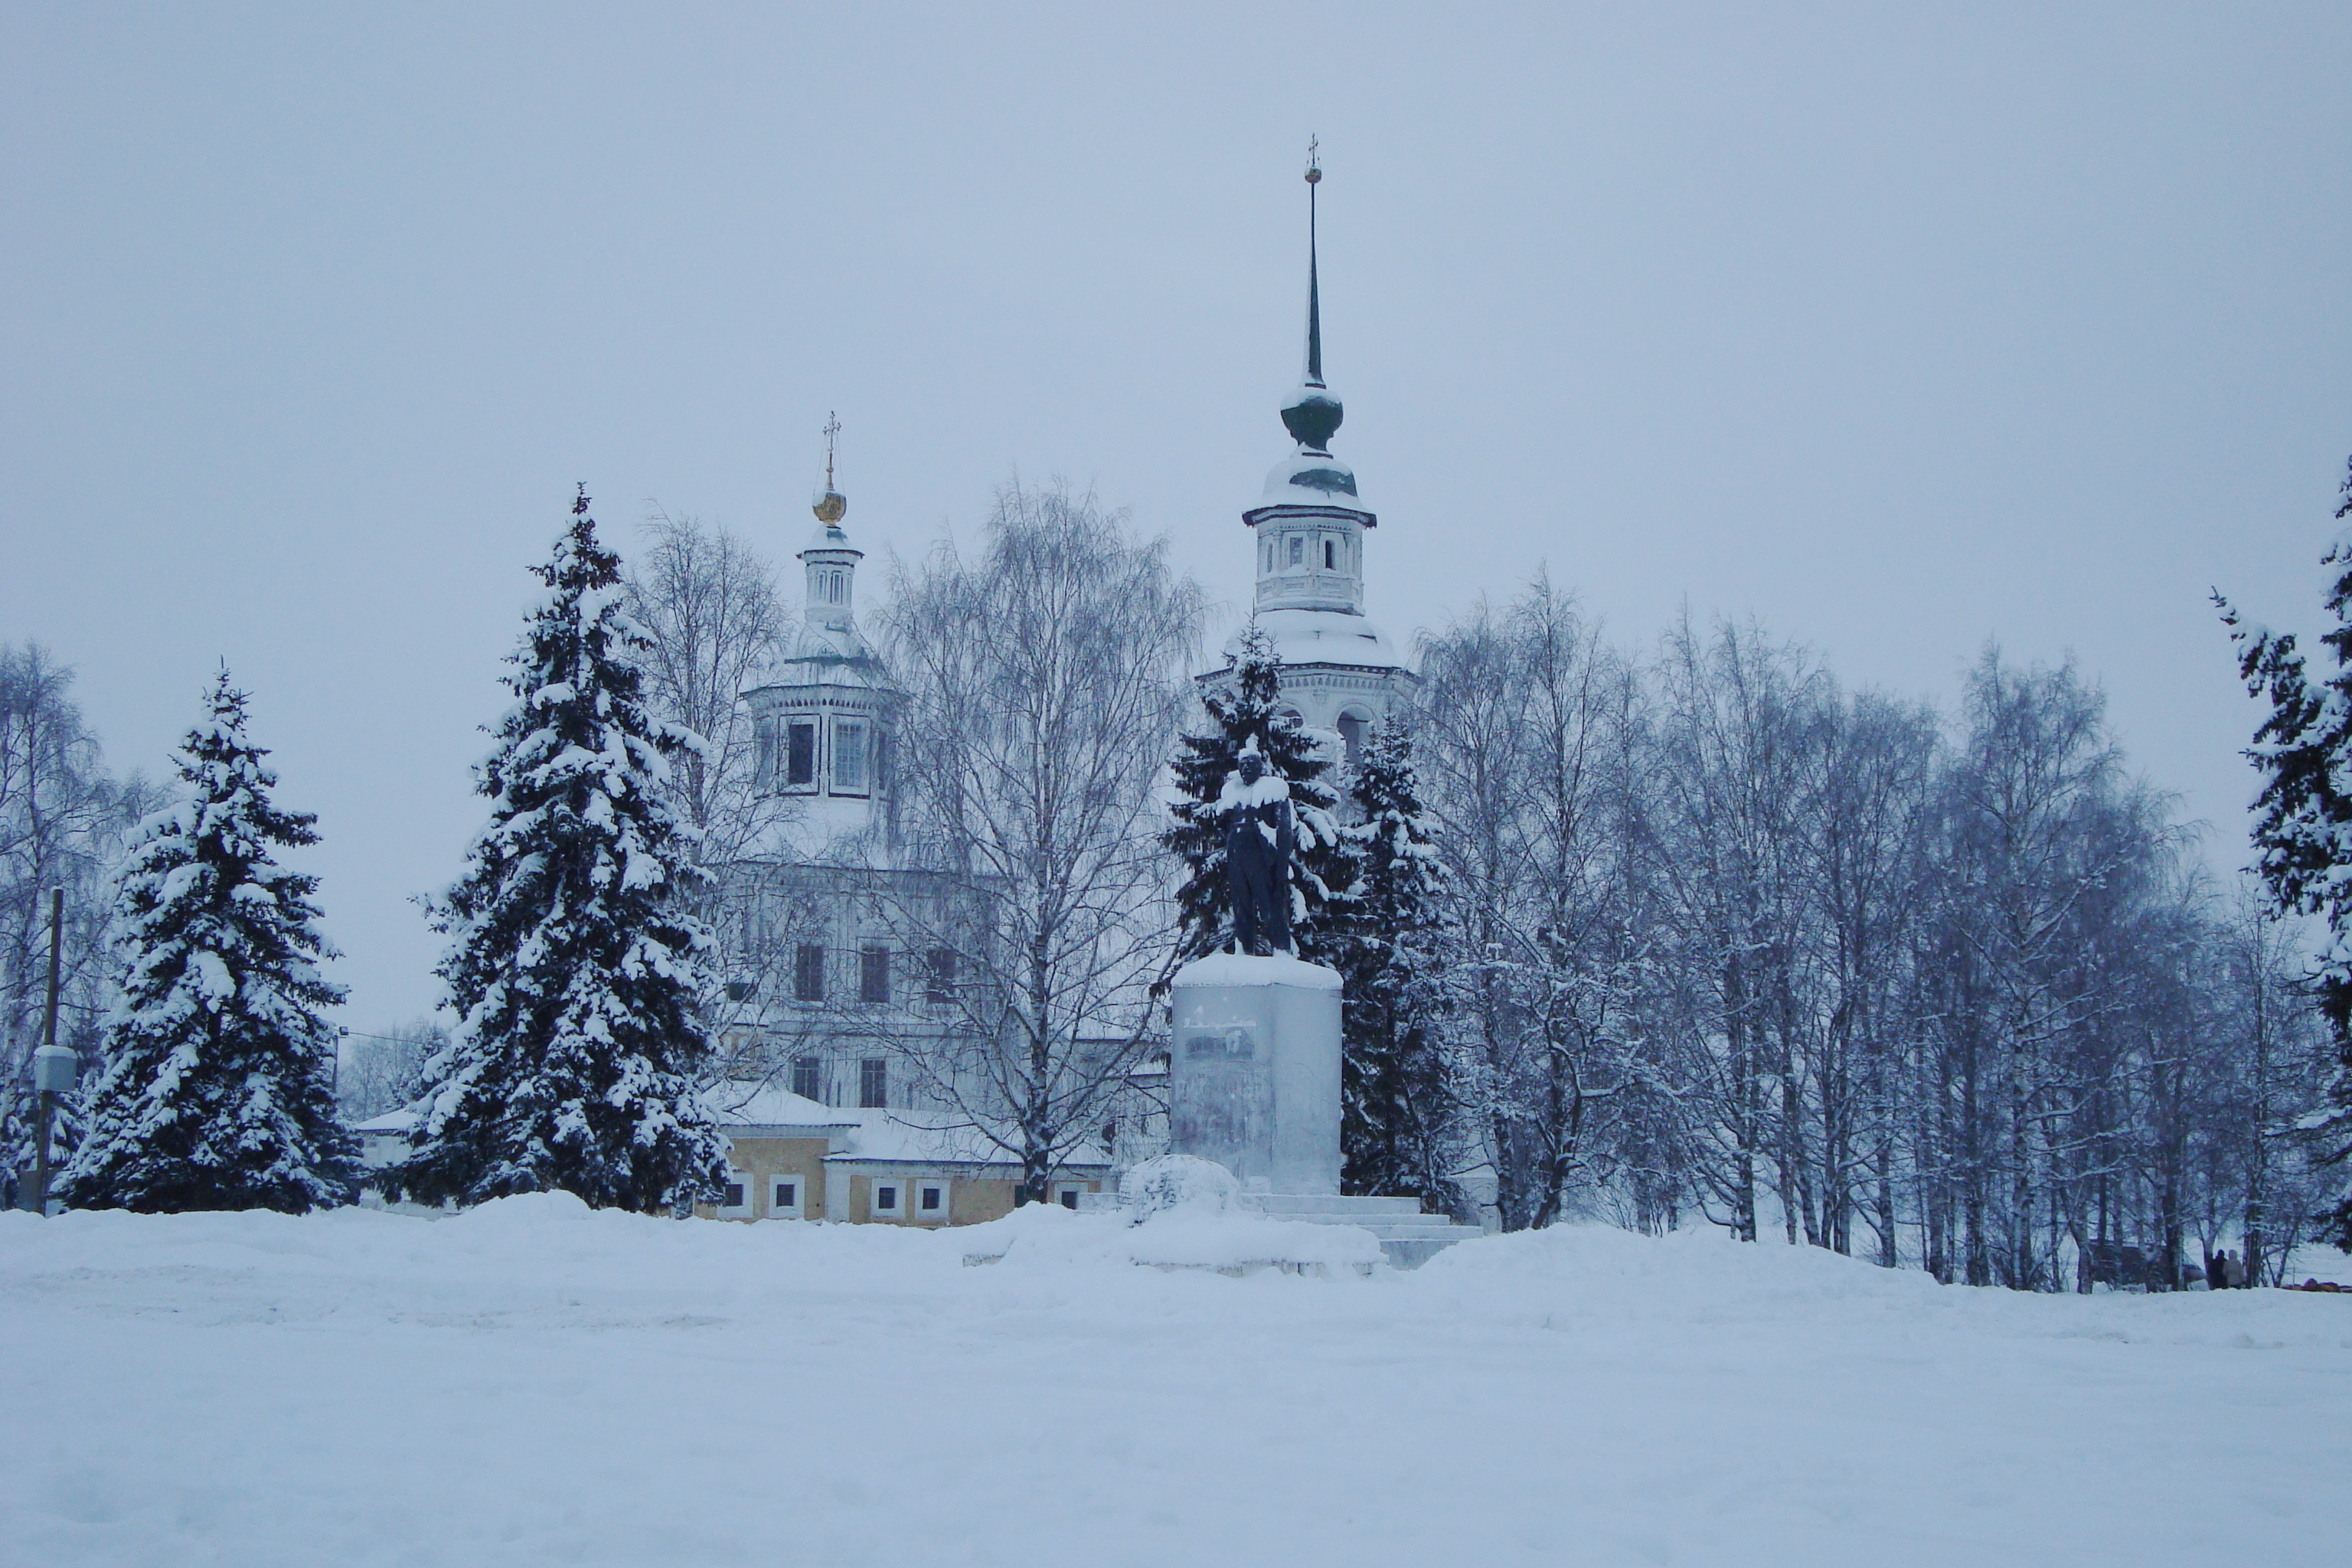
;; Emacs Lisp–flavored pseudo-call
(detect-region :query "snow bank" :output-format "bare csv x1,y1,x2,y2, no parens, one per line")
956,1191,1383,1276
4,1207,2344,1568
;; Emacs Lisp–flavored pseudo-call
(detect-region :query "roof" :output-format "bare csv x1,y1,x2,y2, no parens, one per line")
707,1084,857,1129
714,1097,1106,1170
1220,606,1401,670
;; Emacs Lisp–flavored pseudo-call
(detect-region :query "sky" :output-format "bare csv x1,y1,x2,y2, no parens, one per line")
4,4,2346,1030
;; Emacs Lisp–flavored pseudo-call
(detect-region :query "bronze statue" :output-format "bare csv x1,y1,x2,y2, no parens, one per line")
1223,748,1295,956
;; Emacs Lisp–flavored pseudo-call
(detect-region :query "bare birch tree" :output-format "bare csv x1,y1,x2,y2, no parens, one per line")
2,645,156,1171
869,480,1206,1202
622,507,798,1043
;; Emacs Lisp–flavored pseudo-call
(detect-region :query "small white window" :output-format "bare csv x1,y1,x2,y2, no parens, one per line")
718,1172,752,1218
915,1179,950,1222
1288,534,1302,567
870,1178,903,1219
770,1177,804,1219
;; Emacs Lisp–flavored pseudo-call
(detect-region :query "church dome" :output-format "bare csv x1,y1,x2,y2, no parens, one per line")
804,519,860,557
1260,447,1364,507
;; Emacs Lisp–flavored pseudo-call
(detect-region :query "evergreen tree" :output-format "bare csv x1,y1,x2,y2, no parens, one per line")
1337,717,1456,1206
56,671,358,1212
2218,455,2352,1248
394,488,729,1212
1165,621,1358,964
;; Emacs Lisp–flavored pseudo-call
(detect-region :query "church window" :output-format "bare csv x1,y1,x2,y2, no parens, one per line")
1337,711,1368,765
925,948,959,1004
1288,534,1302,567
832,719,868,792
794,943,825,1003
754,717,776,787
1323,537,1335,570
860,1057,888,1109
860,945,890,1004
786,721,816,787
792,1056,824,1102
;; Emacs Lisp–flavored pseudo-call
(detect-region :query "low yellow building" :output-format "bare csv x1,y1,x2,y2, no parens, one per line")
697,1086,1110,1224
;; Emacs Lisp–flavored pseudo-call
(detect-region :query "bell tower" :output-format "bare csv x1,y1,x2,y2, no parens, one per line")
1212,143,1412,762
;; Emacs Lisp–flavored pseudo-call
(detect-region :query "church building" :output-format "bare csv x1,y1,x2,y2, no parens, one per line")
700,157,1413,1223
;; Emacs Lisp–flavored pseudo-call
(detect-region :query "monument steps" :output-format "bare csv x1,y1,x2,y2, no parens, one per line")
1074,1188,1480,1269
1236,1192,1481,1269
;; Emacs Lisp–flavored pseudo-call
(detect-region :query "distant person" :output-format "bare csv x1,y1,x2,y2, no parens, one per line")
2204,1246,2223,1289
1,1165,16,1211
2225,1250,2249,1289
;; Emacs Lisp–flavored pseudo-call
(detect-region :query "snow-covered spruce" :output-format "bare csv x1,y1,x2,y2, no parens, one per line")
392,488,729,1213
1163,619,1359,965
2219,452,2352,1246
1336,717,1457,1206
55,671,359,1213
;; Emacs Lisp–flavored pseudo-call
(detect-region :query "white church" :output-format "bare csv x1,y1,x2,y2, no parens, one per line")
697,161,1413,1226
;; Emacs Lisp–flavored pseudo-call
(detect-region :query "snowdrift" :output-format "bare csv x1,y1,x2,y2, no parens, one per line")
3,1201,2343,1567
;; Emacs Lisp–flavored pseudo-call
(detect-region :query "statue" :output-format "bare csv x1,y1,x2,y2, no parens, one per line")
1222,745,1295,956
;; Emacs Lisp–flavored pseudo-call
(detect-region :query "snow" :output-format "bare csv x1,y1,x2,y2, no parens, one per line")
1223,606,1401,668
1174,951,1344,989
958,1199,1384,1274
5,1207,2341,1567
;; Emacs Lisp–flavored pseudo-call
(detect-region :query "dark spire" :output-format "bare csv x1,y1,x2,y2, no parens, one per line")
1281,138,1345,454
1305,136,1323,386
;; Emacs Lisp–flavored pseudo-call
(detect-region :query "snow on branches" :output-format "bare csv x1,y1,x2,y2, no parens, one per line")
57,671,359,1212
393,489,729,1213
1164,621,1359,966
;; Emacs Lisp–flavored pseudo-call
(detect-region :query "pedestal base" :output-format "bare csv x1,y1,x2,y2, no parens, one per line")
1166,952,1342,1196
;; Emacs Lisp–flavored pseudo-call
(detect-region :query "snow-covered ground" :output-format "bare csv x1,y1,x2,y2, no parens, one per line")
3,1200,2344,1567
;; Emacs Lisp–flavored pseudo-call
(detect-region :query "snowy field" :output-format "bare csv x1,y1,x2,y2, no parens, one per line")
3,1200,2345,1568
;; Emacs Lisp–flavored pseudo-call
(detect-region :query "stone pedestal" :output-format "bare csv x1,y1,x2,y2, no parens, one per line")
1167,953,1342,1195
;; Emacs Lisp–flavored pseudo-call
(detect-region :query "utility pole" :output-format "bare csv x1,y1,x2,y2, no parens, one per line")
32,887,67,1214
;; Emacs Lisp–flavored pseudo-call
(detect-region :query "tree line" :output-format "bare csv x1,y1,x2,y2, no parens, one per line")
1391,582,2338,1289
7,469,2346,1286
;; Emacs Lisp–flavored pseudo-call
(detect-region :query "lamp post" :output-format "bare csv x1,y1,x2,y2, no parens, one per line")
29,887,73,1214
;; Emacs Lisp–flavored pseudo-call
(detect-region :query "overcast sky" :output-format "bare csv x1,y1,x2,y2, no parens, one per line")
4,4,2346,1029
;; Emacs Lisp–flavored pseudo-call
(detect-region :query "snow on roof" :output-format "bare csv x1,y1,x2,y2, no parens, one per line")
352,1109,420,1134
1172,952,1344,991
706,1084,857,1129
822,1107,1109,1170
1223,606,1400,669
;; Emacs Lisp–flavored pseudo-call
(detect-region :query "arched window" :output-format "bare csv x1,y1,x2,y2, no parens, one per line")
1336,709,1371,766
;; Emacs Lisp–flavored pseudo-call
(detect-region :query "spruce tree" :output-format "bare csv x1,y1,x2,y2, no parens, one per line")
1165,621,1358,965
1336,717,1455,1206
56,671,359,1213
2219,455,2352,1248
394,488,730,1212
